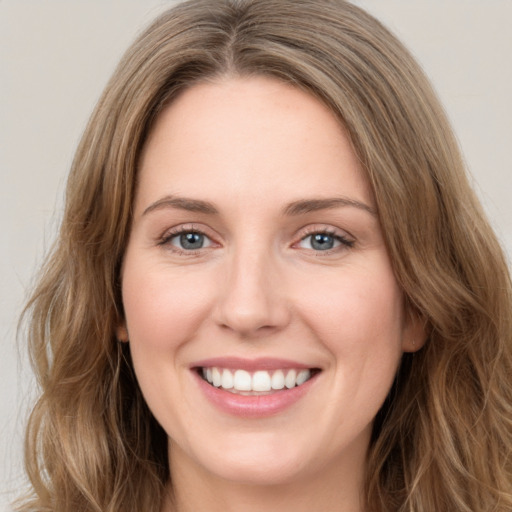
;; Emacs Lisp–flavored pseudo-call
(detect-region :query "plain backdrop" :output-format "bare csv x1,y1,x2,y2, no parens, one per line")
1,1,511,509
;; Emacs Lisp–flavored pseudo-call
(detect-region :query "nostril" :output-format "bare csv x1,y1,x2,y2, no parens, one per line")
213,264,291,335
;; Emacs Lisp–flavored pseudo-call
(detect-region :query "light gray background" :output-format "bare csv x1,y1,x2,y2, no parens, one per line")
1,1,511,509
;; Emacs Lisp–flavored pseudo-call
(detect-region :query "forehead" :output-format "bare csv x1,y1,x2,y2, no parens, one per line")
136,76,372,215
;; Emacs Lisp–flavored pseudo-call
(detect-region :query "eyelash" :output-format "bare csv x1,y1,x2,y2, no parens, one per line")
158,225,214,256
157,225,354,256
296,227,354,255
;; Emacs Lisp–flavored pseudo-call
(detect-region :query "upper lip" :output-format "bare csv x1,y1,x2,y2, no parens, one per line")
191,357,318,372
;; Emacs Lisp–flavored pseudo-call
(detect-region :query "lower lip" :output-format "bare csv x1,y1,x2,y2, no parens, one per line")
193,371,318,418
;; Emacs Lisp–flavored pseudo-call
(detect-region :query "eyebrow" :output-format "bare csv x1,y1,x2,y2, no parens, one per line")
143,196,219,216
142,195,376,217
283,197,376,217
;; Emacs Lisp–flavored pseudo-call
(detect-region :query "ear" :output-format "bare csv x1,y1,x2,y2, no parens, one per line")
401,308,428,353
116,321,129,343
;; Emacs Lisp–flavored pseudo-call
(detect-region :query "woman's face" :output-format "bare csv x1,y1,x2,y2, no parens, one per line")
119,76,422,487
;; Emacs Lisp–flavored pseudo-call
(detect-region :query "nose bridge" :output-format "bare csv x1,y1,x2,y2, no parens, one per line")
215,239,288,335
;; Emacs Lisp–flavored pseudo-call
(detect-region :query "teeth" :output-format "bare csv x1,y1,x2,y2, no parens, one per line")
212,367,222,387
285,369,297,389
271,370,285,390
201,367,313,392
221,369,234,389
252,371,271,392
296,369,310,386
233,370,252,391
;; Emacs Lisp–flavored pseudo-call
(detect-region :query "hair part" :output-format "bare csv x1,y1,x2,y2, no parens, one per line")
19,1,512,511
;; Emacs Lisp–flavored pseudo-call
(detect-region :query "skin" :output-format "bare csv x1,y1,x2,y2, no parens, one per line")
118,76,424,512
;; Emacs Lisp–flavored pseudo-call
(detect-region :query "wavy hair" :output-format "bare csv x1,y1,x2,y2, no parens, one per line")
18,0,512,510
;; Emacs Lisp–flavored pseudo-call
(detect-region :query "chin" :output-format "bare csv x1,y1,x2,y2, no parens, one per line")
203,454,310,486
173,431,316,487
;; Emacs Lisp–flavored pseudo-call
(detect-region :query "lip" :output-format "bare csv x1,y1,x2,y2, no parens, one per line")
191,358,320,418
191,356,313,372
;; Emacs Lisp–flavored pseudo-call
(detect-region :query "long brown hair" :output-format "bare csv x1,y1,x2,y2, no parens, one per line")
19,1,512,510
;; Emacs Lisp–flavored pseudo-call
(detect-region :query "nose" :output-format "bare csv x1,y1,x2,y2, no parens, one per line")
213,247,291,337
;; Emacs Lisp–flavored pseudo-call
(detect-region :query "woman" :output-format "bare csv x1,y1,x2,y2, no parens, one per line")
19,0,512,511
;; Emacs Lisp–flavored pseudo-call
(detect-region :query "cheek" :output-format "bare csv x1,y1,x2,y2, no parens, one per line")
294,260,405,385
121,262,216,351
306,269,405,431
120,262,218,430
298,263,403,340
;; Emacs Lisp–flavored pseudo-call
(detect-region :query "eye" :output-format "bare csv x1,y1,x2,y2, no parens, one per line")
297,231,353,252
163,230,213,251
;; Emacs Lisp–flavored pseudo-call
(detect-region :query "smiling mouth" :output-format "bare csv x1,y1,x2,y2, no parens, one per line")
197,367,321,395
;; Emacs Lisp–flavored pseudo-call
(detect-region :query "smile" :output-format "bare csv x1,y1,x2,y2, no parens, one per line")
200,367,316,394
191,358,322,417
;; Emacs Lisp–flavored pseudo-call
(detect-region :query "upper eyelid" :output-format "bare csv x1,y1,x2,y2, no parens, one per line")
295,223,354,240
161,223,214,238
157,224,217,248
291,224,356,253
158,226,218,256
156,223,354,247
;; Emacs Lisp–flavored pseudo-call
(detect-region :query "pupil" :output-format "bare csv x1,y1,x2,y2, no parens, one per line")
180,232,203,250
311,233,334,250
